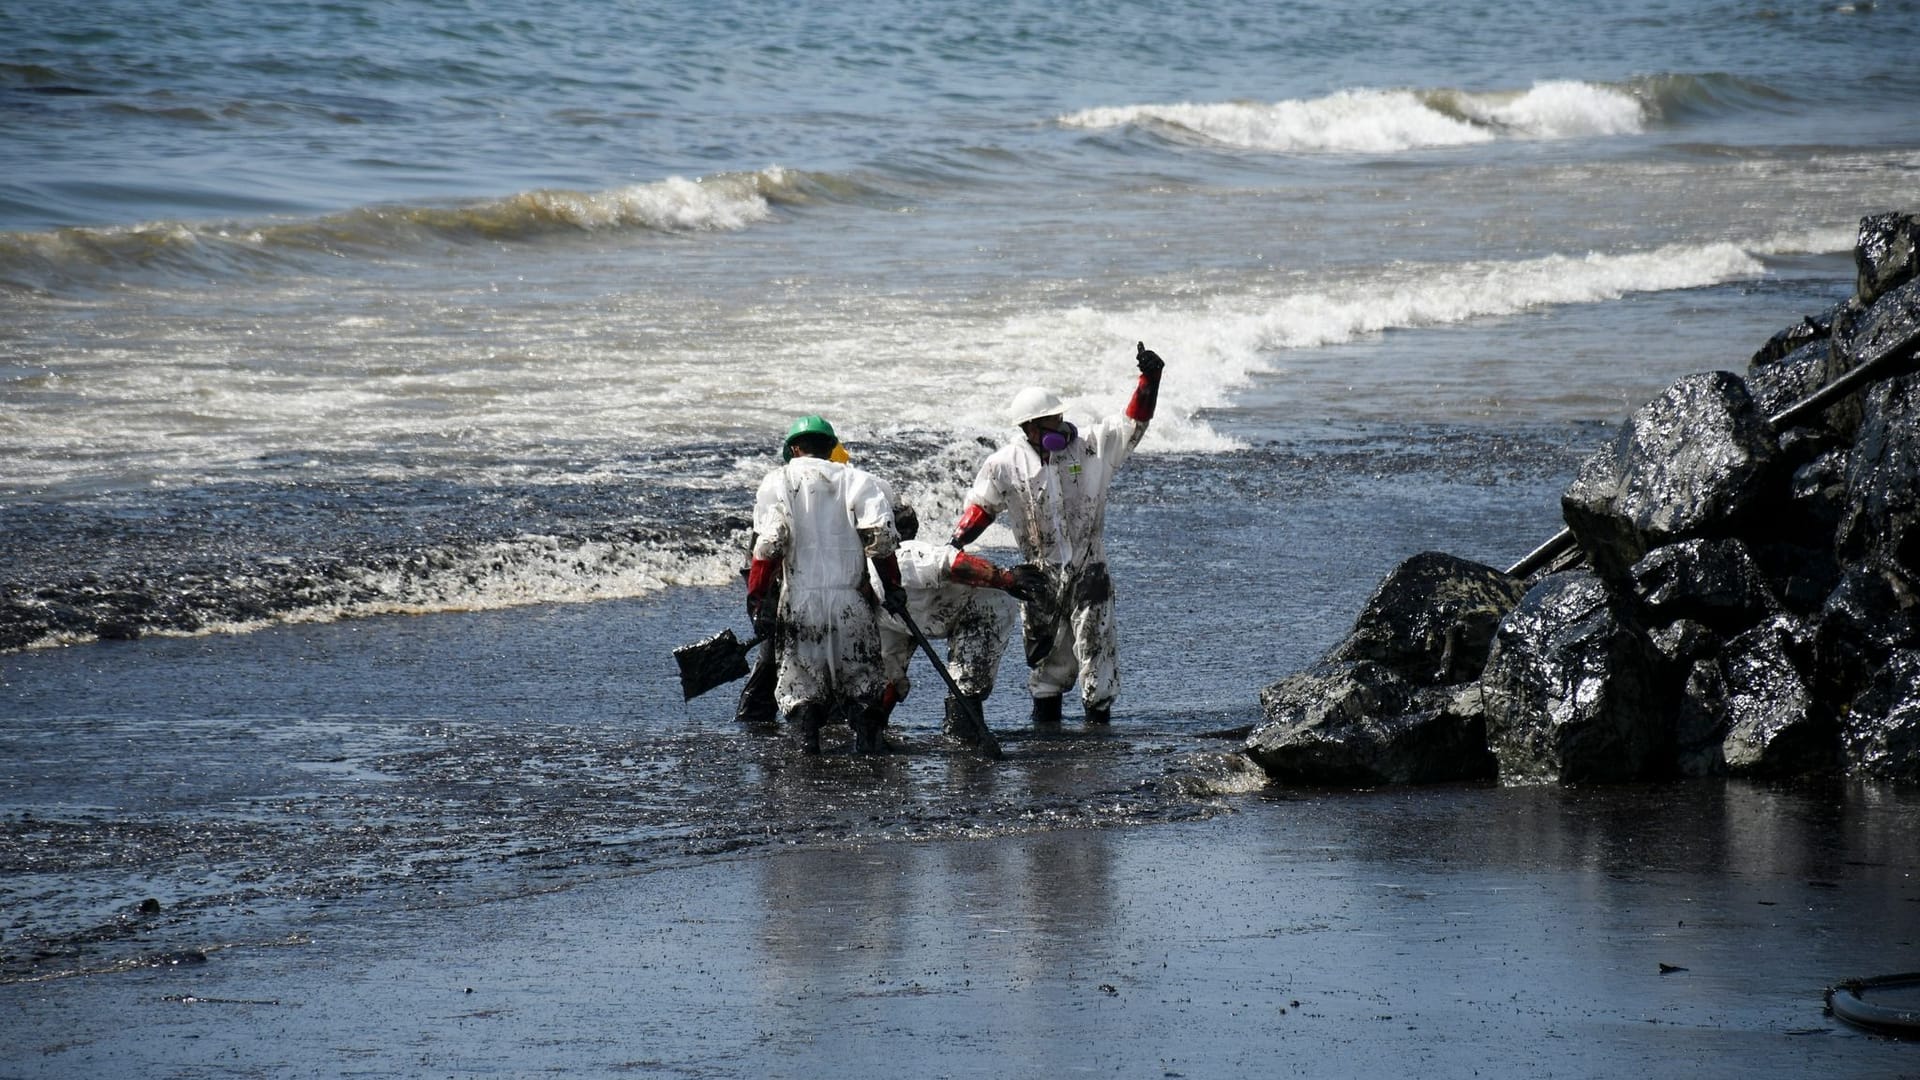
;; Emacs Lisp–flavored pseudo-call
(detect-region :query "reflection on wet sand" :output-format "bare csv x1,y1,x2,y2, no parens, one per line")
686,774,1920,1078
748,745,1123,1060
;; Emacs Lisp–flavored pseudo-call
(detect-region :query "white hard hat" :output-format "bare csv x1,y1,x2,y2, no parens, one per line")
1006,386,1064,425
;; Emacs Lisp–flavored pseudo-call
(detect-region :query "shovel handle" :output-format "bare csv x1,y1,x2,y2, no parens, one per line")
896,607,1003,759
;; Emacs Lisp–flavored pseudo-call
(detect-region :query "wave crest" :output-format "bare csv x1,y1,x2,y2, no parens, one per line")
1056,76,1779,154
1062,89,1495,154
1423,80,1646,139
374,168,801,238
0,168,807,293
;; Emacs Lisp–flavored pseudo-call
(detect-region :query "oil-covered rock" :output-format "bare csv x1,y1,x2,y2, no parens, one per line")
1247,209,1920,789
1479,571,1668,785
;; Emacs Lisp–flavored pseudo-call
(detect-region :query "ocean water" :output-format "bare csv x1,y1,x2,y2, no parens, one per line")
5,0,1919,646
4,0,1920,994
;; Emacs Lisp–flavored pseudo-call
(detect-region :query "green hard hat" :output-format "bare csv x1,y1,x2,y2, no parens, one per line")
782,414,838,461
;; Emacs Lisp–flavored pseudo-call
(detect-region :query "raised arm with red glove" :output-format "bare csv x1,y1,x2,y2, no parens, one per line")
1127,341,1164,422
949,502,994,550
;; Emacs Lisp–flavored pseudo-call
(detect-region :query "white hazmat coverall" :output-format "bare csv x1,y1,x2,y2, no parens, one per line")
751,456,898,715
960,410,1147,707
872,539,1018,702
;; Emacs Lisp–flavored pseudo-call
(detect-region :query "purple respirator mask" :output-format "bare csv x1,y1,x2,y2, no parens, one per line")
1040,423,1076,453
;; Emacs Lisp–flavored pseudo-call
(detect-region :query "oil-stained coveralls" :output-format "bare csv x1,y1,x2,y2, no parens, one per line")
949,344,1164,723
734,441,856,728
872,538,1021,735
748,443,902,752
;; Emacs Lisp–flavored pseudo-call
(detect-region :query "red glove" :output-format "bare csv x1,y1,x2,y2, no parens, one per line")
950,503,994,549
1126,341,1164,421
746,556,779,635
949,551,1014,591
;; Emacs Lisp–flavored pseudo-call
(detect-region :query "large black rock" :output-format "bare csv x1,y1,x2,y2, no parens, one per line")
1630,537,1778,633
1843,650,1920,781
1561,372,1781,585
1837,369,1920,571
1648,617,1720,672
1835,275,1920,379
1815,564,1920,706
1480,571,1669,785
1854,211,1920,308
1675,658,1730,778
1709,615,1832,778
1789,448,1851,540
1750,299,1848,369
1248,661,1495,786
1324,551,1530,686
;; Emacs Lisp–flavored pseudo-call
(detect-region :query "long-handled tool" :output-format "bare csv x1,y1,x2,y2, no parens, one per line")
894,606,1003,760
674,628,765,701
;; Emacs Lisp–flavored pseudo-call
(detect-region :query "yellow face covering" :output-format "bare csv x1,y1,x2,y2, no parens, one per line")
830,443,851,464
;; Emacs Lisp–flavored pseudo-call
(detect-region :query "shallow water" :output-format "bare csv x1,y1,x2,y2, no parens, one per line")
5,381,1917,1079
1,426,1580,981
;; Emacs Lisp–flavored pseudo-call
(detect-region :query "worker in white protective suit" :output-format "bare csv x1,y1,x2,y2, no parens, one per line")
734,440,854,729
747,415,905,754
862,498,1043,749
948,342,1165,726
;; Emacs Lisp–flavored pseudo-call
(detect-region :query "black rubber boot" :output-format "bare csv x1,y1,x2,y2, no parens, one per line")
944,693,988,743
1085,699,1112,725
1030,694,1063,726
790,703,825,755
853,698,891,755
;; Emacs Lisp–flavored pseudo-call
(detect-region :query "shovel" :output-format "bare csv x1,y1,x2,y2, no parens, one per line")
894,606,1003,760
674,627,765,701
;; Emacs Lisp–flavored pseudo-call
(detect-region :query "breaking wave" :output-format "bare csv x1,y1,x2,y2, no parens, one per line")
1059,74,1783,154
985,236,1790,452
0,167,816,292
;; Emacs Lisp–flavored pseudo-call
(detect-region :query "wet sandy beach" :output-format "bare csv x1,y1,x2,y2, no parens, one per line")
5,781,1917,1079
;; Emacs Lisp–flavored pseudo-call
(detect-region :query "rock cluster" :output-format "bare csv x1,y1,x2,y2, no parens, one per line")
1248,211,1920,787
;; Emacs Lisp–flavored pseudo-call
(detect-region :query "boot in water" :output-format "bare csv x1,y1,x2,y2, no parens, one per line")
853,707,889,755
1030,694,1063,727
945,693,989,744
791,704,825,755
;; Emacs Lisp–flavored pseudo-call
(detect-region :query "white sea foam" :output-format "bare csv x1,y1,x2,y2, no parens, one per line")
1440,80,1647,139
1750,224,1860,256
1060,81,1648,154
13,535,746,652
491,170,786,233
324,535,742,612
0,237,1785,492
1062,90,1495,154
828,240,1773,454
